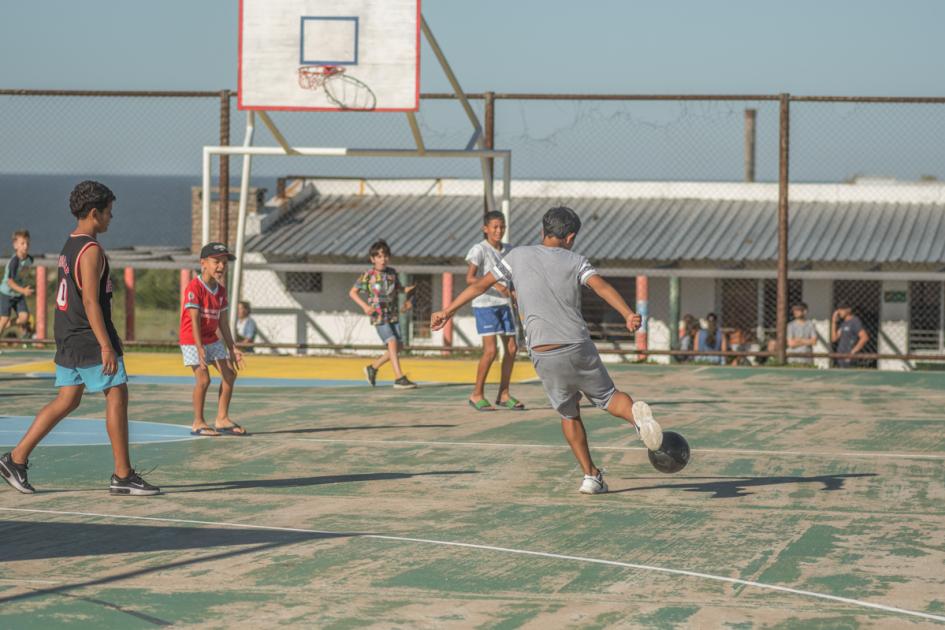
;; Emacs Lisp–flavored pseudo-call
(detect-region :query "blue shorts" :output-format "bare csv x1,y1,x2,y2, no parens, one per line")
375,322,403,344
55,357,128,393
0,293,28,318
473,305,516,336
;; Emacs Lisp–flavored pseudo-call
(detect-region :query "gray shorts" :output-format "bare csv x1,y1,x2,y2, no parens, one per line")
530,340,617,419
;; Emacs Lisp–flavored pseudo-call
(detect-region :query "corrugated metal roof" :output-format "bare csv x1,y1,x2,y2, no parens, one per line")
245,194,945,267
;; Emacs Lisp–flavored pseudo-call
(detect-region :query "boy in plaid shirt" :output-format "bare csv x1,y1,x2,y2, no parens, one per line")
349,239,417,389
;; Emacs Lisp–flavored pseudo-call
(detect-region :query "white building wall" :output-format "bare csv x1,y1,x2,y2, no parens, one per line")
240,264,924,371
879,280,910,371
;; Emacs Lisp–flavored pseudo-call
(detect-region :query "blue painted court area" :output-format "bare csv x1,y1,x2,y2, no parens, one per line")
0,416,196,447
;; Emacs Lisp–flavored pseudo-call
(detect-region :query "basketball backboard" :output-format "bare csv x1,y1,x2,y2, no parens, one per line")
239,0,420,112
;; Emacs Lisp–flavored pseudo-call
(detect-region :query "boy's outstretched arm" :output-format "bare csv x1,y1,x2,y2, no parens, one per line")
348,286,373,316
585,275,642,333
431,272,499,331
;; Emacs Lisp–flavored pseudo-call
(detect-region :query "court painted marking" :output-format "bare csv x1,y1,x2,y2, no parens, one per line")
2,507,943,624
264,436,945,461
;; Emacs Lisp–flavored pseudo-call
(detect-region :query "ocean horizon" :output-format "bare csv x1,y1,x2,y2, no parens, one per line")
0,174,271,258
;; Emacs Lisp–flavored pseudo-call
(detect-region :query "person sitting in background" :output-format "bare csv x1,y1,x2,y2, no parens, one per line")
695,312,726,364
727,327,751,366
677,314,698,362
235,300,257,353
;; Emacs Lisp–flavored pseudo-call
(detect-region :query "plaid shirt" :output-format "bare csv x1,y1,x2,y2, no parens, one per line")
353,267,403,325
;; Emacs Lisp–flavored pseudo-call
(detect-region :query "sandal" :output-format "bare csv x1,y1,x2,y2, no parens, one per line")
495,396,525,411
190,426,220,436
214,422,248,436
468,399,494,412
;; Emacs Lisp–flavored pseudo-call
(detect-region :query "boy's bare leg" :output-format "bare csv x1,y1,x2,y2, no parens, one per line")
191,365,216,433
605,390,636,425
471,335,497,402
0,315,9,336
103,384,132,478
497,334,517,402
16,312,31,336
11,385,84,464
371,349,391,370
387,339,405,379
214,360,244,432
606,390,663,450
561,416,598,476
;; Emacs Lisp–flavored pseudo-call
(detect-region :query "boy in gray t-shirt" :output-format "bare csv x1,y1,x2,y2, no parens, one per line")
432,206,664,495
786,302,817,365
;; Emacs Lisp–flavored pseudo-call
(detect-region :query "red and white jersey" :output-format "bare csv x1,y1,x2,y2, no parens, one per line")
179,276,228,345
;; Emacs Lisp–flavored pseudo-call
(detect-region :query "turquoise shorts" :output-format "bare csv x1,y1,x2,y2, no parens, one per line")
55,357,128,393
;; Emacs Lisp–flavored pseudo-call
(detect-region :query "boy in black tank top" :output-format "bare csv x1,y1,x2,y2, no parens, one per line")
0,181,159,496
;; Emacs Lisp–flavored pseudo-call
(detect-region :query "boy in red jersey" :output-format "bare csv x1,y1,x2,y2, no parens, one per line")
180,243,247,436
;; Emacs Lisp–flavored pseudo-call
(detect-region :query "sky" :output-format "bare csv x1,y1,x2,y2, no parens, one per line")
1,0,944,95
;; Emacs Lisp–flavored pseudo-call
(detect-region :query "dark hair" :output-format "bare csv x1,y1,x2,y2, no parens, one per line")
369,239,391,258
483,211,506,226
793,302,808,310
836,303,851,311
11,230,29,241
542,206,581,239
238,301,251,313
69,180,116,219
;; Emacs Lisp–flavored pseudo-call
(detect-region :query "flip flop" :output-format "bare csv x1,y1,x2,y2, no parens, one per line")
214,423,248,436
468,399,494,412
495,396,526,411
190,427,219,436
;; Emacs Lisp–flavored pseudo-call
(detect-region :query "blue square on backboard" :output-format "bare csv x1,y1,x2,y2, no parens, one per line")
300,16,359,66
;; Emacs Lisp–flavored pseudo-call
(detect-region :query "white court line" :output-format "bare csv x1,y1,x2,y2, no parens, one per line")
0,578,61,585
2,506,943,624
271,436,945,461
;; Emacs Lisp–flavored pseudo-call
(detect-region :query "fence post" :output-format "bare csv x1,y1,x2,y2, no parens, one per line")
484,91,495,216
219,89,231,245
35,265,47,340
635,275,648,356
776,93,791,364
744,108,757,182
441,272,454,354
124,267,135,341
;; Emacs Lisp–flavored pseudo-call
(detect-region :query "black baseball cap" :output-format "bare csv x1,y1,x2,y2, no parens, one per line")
200,242,236,260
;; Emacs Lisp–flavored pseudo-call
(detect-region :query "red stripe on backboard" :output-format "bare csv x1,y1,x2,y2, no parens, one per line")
237,0,244,110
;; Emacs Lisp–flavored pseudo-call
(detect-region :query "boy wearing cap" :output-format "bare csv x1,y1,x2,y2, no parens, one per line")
179,242,247,436
0,180,159,495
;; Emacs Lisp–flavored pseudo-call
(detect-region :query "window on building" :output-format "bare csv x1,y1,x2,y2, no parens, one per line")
581,277,635,342
909,281,943,352
411,274,434,338
285,271,322,293
720,278,802,344
762,278,804,332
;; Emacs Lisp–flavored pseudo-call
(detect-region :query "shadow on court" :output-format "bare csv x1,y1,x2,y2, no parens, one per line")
613,472,877,498
0,521,350,621
163,470,478,493
252,423,456,436
0,520,346,561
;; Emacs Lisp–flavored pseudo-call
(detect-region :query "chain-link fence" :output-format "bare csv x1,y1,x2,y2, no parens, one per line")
2,90,944,369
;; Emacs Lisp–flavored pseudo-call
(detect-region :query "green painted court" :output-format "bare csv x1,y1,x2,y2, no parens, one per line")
1,350,944,628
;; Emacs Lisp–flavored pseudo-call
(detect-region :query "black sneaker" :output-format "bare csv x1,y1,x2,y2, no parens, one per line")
0,452,35,494
110,470,161,496
364,365,378,387
393,376,417,390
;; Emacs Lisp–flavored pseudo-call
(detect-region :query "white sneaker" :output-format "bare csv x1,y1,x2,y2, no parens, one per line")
632,401,663,451
579,469,608,494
